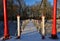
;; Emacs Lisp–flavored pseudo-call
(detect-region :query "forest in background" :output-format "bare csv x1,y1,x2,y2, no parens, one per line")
0,0,60,20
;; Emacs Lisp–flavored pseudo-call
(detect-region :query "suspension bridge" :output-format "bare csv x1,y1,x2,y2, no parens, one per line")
0,0,60,41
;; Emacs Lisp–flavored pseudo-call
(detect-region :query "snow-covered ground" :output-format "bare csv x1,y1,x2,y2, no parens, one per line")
0,21,60,41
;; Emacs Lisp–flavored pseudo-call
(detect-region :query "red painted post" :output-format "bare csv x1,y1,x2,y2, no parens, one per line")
3,0,10,40
51,0,58,39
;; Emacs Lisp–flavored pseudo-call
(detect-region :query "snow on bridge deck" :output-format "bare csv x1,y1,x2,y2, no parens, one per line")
0,21,60,41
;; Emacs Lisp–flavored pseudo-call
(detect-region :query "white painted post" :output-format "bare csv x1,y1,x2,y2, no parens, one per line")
37,20,39,32
17,15,20,39
42,16,45,39
37,20,38,25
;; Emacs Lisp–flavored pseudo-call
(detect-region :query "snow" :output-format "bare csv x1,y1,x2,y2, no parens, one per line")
0,21,60,41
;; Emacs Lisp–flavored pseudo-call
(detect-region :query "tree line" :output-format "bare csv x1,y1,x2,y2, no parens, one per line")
0,0,60,20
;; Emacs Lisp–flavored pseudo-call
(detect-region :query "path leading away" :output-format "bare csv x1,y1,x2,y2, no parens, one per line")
0,21,60,41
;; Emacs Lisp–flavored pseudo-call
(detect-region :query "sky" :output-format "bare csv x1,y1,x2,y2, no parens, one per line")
48,0,53,5
24,0,53,6
24,0,41,6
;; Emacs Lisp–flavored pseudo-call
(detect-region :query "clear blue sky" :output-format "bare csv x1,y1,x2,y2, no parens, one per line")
24,0,53,6
24,0,41,6
48,0,53,5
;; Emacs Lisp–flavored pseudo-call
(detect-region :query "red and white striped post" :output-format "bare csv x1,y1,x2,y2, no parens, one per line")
3,0,10,40
51,0,58,39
